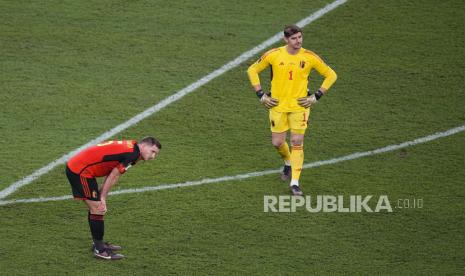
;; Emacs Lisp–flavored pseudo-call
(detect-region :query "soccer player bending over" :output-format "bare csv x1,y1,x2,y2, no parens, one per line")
66,136,161,260
247,25,337,195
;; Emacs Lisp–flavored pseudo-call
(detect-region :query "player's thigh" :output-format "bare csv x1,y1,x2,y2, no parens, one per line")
288,109,311,135
65,167,100,201
269,109,289,133
66,167,87,200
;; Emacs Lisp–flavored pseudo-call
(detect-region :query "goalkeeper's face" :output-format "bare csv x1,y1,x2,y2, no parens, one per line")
140,143,160,161
285,32,302,50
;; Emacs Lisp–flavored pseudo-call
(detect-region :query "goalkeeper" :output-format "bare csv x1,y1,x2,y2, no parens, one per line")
247,25,337,195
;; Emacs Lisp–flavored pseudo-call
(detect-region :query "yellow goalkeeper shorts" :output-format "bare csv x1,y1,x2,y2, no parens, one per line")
269,109,310,134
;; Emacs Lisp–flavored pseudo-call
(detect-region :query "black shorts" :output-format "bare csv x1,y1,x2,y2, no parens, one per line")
65,166,100,201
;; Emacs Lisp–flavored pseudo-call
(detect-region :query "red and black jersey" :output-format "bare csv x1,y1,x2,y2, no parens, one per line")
67,140,141,178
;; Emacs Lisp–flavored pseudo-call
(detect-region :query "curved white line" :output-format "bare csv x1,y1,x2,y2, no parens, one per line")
1,123,463,206
0,0,348,200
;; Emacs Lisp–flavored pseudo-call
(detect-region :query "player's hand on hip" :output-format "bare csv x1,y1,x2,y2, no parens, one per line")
260,93,279,109
297,94,317,108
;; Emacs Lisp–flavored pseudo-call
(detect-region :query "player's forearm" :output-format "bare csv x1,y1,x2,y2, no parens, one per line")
100,169,121,200
253,84,262,92
320,68,337,91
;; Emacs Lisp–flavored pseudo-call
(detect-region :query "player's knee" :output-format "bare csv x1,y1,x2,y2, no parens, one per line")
271,141,280,148
92,209,106,215
272,137,286,148
88,204,106,215
290,138,303,146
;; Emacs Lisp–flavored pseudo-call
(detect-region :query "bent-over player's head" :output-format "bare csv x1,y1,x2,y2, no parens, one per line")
283,25,303,50
138,136,162,161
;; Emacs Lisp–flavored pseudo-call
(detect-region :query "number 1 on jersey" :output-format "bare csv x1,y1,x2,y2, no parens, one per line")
289,70,293,80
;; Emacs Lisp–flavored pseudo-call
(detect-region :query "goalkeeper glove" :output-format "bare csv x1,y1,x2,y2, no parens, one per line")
256,90,278,109
297,89,324,108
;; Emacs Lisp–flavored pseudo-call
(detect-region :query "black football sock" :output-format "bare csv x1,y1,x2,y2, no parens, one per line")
88,212,105,251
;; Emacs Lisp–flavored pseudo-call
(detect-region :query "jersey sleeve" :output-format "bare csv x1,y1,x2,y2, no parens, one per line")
116,145,140,174
309,52,337,90
247,49,278,86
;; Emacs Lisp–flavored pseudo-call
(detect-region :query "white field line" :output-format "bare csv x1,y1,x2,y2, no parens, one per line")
0,0,347,200
0,124,463,206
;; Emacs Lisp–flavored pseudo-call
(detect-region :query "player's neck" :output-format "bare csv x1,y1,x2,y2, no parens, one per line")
285,45,300,55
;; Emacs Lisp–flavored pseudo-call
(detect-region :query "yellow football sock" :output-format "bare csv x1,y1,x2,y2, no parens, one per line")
290,145,304,181
277,142,291,165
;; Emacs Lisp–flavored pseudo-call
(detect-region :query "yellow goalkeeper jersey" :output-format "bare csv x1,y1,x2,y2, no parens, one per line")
247,46,337,112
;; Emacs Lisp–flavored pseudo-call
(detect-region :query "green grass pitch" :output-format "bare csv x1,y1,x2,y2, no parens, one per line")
1,0,464,274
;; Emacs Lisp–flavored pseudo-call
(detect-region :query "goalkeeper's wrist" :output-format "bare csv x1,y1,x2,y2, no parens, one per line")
256,89,264,99
315,89,324,101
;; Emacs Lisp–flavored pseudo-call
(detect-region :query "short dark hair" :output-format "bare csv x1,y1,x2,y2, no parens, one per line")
284,25,302,38
139,136,162,149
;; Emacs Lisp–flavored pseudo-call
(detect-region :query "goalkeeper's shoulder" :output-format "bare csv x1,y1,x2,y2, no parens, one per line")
259,47,281,61
248,47,280,73
301,48,325,63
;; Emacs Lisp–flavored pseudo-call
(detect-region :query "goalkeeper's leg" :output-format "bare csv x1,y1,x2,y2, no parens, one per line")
289,133,304,188
270,110,292,180
287,110,309,195
272,132,291,164
272,132,292,180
